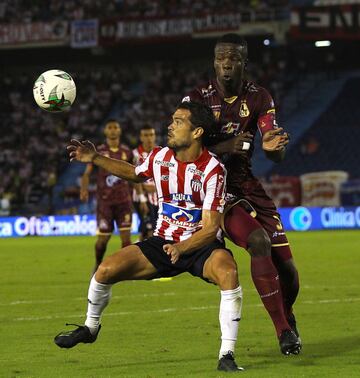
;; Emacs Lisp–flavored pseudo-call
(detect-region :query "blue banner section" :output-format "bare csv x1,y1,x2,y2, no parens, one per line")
280,206,360,231
0,214,140,238
1,207,360,238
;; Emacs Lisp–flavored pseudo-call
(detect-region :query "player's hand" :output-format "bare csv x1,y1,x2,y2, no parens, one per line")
67,139,98,163
225,132,253,155
80,188,89,202
139,201,149,216
262,128,290,151
163,244,182,264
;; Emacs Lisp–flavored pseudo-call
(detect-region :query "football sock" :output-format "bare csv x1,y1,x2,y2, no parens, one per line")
279,268,299,318
251,256,289,337
85,275,112,335
219,286,242,359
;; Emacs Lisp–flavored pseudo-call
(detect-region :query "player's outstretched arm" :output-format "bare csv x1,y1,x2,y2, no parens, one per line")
262,128,289,162
163,209,221,264
67,139,144,183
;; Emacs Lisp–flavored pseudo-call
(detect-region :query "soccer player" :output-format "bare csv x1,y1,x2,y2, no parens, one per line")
132,125,158,240
80,120,133,272
55,102,244,372
183,34,301,355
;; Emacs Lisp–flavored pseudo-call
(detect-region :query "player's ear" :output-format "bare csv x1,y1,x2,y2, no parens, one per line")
193,127,204,140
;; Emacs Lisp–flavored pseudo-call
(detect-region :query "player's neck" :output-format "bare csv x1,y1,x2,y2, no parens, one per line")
142,144,154,153
217,78,243,97
174,143,203,163
107,138,120,149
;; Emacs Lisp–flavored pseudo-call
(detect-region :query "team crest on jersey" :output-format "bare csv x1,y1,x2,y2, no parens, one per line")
239,101,250,117
191,178,202,192
121,152,127,160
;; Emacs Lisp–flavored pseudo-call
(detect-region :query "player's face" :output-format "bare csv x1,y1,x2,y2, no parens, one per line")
140,129,156,149
167,109,200,151
104,122,121,140
214,43,247,88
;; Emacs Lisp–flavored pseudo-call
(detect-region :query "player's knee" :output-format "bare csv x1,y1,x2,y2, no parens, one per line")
214,260,239,289
95,262,115,284
247,229,271,257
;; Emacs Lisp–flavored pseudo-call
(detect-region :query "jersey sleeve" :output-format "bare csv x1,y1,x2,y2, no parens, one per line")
203,165,227,213
257,87,279,137
134,147,160,180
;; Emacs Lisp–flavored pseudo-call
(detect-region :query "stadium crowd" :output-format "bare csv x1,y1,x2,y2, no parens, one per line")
0,0,289,23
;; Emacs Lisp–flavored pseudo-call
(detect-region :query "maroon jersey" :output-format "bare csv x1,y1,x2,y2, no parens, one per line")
96,143,133,204
184,79,277,198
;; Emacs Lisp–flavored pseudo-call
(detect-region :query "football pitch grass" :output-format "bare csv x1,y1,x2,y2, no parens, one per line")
1,230,360,378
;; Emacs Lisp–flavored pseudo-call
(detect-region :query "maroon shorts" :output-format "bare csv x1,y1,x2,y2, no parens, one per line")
223,183,291,260
96,201,132,235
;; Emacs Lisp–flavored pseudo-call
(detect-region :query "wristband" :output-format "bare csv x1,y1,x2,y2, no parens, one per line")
139,194,147,203
242,142,250,151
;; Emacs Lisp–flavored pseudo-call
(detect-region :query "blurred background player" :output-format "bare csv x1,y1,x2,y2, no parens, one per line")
80,120,133,272
132,125,158,240
183,33,301,355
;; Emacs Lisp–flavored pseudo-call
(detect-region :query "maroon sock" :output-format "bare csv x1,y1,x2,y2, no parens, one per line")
251,256,290,337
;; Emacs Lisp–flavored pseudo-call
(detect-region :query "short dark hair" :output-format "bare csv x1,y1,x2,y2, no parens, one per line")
176,101,216,141
105,118,120,125
141,124,155,131
216,33,247,47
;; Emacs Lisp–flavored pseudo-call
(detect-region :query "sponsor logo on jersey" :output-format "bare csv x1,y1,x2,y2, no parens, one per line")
161,175,169,181
162,203,202,226
170,193,193,202
213,110,221,120
221,122,241,135
239,101,250,117
187,167,205,177
155,160,175,167
201,85,216,98
215,175,224,197
106,175,121,187
191,178,202,192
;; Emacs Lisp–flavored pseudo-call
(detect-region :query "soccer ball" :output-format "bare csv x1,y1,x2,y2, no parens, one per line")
33,69,76,112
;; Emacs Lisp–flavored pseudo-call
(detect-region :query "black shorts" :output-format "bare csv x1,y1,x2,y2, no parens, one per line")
136,236,232,282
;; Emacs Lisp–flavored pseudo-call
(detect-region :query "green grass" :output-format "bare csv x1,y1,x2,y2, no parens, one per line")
1,231,360,377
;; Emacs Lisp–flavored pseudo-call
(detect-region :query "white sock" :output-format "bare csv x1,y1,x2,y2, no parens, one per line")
85,275,112,334
219,286,243,359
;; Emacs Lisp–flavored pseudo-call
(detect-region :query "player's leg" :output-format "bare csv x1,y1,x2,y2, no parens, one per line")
114,203,132,248
54,244,157,349
202,249,244,372
223,203,300,354
271,246,300,337
95,201,114,272
94,234,111,272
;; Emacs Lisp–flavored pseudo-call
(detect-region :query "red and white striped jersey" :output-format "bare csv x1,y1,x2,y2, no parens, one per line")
132,144,158,206
135,146,227,242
